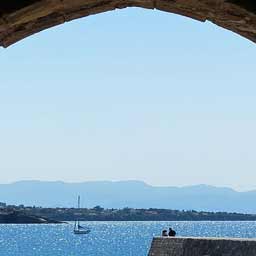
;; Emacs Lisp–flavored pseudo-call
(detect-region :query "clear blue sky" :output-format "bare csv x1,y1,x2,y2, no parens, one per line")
0,8,255,190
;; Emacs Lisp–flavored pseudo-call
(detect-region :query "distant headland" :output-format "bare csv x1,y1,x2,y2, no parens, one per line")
0,208,62,224
1,203,256,222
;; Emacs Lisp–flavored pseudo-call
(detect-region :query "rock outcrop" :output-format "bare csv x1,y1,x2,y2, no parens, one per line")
0,0,256,47
0,211,62,224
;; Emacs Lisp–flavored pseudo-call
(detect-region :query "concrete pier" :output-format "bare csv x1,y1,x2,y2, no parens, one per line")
148,237,256,256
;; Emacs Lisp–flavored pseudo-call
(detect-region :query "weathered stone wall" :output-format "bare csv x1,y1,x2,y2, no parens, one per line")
148,237,256,256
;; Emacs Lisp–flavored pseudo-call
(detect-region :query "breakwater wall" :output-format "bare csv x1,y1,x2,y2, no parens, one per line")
148,237,256,256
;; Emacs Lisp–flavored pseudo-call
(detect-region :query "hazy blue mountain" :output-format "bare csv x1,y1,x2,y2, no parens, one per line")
1,180,256,213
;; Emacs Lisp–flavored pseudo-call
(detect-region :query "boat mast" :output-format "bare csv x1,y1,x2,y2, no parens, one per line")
78,195,80,209
77,195,80,227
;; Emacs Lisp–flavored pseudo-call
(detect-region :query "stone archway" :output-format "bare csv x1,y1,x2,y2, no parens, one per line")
0,0,256,47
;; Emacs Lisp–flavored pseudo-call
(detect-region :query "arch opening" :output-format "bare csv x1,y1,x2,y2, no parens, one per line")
0,0,256,47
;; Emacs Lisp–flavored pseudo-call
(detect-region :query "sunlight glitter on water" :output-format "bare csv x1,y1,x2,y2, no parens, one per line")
0,221,256,256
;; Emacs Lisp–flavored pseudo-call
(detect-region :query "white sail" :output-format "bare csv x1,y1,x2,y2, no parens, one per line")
73,195,90,235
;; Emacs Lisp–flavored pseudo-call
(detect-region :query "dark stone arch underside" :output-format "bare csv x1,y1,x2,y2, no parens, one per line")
0,0,256,47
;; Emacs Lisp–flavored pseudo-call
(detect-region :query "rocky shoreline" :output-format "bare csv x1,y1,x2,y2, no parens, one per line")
0,211,63,224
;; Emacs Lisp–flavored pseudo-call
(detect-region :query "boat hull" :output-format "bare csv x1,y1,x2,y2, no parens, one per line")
73,229,90,235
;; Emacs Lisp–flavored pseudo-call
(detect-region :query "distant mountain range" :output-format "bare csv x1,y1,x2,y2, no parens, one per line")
1,180,256,213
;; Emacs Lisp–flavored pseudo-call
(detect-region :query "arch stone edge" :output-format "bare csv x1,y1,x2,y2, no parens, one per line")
0,0,256,47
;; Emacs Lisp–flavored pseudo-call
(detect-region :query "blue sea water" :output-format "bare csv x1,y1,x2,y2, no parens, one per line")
1,221,256,256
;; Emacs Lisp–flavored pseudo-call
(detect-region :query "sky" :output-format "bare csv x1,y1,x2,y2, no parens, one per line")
0,8,255,191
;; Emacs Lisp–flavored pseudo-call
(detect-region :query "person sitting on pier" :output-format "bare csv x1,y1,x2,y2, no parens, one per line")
162,230,168,236
168,228,176,237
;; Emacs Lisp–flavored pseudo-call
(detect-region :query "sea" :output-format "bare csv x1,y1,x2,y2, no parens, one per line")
1,221,256,256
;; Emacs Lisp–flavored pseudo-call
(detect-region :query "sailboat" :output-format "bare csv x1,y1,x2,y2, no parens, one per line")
73,196,91,235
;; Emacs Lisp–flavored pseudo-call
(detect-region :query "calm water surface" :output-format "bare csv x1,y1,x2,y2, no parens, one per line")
1,221,256,256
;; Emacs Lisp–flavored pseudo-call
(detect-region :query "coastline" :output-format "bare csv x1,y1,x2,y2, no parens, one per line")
0,211,63,224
